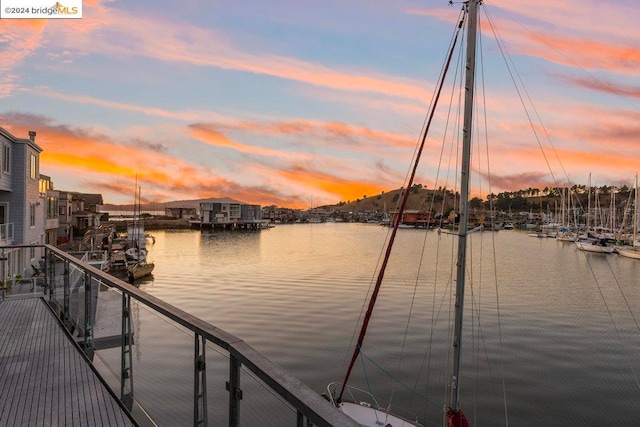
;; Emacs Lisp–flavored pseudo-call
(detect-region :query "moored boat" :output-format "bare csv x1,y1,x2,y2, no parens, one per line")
127,260,154,281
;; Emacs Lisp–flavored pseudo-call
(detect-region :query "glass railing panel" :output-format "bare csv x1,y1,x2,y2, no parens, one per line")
236,365,299,426
0,246,45,298
92,294,194,425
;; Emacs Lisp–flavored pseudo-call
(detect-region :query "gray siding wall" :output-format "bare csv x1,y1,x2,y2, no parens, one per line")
0,134,12,192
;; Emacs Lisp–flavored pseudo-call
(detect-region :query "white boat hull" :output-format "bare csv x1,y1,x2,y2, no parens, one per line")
576,241,614,254
339,401,421,427
616,247,640,260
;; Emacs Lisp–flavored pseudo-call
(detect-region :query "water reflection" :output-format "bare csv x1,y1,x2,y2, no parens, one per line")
109,224,640,425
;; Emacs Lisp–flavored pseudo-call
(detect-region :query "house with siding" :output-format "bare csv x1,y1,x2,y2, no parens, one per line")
57,191,103,243
0,128,46,280
39,174,59,246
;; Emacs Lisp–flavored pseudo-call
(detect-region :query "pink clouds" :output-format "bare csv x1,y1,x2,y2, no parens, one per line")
0,19,47,97
46,2,431,102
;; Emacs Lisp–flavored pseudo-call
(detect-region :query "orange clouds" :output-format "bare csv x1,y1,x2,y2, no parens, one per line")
278,165,388,203
189,125,287,158
188,121,405,205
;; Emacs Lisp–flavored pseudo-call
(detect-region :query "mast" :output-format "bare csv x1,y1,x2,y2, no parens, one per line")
634,174,638,247
337,5,466,403
450,0,479,415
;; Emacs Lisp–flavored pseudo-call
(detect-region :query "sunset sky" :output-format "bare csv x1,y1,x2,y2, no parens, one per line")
1,0,639,208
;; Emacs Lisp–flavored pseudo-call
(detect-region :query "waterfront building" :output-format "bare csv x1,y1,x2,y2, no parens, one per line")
391,209,434,227
0,127,46,280
199,197,264,229
57,191,104,244
165,206,197,219
39,174,60,246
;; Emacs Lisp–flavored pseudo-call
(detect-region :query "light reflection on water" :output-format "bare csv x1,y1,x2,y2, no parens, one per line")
120,223,640,425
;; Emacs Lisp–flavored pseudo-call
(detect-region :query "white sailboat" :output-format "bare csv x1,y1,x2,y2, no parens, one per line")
326,2,482,425
576,174,615,254
126,183,155,280
616,174,640,260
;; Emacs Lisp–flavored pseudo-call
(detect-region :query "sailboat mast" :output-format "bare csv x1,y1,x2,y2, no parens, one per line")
450,0,479,413
634,174,638,245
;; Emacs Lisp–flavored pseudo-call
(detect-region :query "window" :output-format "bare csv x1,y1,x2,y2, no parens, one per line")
3,145,9,173
29,153,38,180
47,196,58,219
29,204,35,227
59,205,65,216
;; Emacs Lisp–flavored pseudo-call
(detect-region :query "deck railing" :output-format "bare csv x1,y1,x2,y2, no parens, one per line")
2,244,358,427
0,222,13,245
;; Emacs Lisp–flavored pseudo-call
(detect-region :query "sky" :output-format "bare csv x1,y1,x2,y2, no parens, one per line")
1,0,639,208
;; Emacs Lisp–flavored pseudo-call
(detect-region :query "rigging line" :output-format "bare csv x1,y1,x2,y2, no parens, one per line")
483,1,640,114
477,9,510,425
484,6,587,224
357,349,443,411
338,6,468,378
582,254,640,392
338,6,467,402
337,6,467,381
602,258,640,390
416,36,467,414
441,38,466,412
481,8,560,190
395,5,467,215
358,351,382,426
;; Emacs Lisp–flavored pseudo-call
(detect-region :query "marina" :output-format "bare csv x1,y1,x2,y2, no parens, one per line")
0,220,639,425
1,1,639,425
128,224,640,426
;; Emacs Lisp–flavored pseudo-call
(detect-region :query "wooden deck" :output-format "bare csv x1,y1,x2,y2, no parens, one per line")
0,297,134,426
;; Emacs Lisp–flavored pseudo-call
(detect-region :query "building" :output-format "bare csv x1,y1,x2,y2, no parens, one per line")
39,174,59,246
165,207,197,219
391,209,434,227
57,191,104,244
199,197,264,229
0,128,46,280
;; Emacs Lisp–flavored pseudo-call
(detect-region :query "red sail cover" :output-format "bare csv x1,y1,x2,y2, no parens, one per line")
447,409,470,427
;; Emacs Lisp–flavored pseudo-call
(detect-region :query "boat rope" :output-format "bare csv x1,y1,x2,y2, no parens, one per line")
359,350,383,426
358,349,443,410
475,12,510,425
482,4,586,219
338,5,467,403
404,16,467,421
582,255,640,391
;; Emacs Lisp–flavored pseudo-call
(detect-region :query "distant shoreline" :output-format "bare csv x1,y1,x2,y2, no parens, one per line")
106,218,193,231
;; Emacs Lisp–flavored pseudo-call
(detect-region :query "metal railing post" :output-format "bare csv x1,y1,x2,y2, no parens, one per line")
48,250,55,303
83,272,94,359
194,334,208,426
41,248,48,298
63,260,70,327
227,354,242,427
121,292,134,410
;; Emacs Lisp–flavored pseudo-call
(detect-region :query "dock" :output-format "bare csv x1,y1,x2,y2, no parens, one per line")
0,297,135,426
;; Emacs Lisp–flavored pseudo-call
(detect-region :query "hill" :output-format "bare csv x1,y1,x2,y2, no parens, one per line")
103,184,632,215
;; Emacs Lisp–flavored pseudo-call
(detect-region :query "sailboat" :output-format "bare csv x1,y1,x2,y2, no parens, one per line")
576,174,615,254
616,174,640,260
126,183,155,281
326,2,482,425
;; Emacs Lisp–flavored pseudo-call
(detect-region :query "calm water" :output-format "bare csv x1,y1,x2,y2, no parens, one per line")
107,223,640,426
